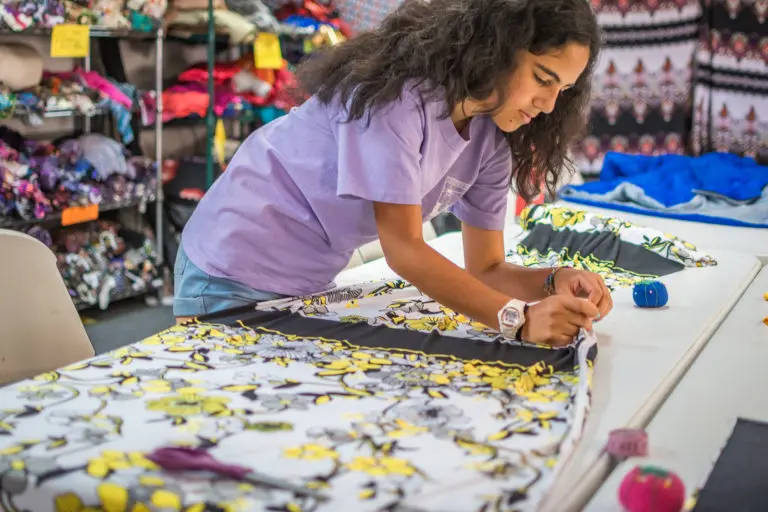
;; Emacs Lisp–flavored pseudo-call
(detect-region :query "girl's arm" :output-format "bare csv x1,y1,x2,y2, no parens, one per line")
374,201,599,337
461,222,552,302
462,221,612,318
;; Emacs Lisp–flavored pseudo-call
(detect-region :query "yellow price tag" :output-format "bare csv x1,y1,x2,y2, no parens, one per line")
50,24,90,58
254,32,283,70
214,119,226,165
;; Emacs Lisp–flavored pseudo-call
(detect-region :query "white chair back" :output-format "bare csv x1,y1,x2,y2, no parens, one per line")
0,229,94,386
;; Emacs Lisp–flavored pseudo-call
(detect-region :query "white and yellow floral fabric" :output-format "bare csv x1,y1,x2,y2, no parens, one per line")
0,279,596,512
509,204,717,289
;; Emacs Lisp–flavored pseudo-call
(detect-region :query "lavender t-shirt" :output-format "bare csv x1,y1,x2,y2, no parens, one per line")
182,87,513,296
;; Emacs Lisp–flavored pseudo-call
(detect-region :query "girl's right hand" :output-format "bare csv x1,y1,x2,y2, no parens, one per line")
521,295,600,347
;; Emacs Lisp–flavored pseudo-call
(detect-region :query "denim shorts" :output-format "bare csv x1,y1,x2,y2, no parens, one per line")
173,243,285,317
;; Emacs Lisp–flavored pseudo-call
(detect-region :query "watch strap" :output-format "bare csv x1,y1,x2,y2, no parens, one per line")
498,299,527,338
513,304,530,341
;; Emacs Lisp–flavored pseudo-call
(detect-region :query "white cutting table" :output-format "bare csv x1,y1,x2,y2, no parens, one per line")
335,228,761,512
558,199,768,262
336,228,521,287
586,265,768,511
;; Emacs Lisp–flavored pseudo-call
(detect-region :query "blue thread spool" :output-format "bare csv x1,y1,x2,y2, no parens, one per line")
633,281,668,308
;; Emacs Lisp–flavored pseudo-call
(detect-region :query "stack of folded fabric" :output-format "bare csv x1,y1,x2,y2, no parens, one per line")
155,53,299,124
166,0,349,43
0,0,166,32
22,221,161,309
0,127,157,223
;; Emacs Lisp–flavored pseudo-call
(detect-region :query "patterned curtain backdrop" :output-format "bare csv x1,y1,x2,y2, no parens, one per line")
333,0,404,33
573,0,703,175
691,0,768,163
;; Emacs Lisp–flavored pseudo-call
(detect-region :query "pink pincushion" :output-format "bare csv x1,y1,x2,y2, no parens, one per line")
619,465,686,512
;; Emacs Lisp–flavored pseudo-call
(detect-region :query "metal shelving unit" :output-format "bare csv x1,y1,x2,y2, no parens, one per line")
0,24,165,310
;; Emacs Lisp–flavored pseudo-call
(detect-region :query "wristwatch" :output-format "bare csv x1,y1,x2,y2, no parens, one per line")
497,299,528,340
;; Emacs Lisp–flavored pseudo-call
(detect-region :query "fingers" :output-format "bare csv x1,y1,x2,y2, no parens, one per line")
525,294,604,347
596,280,613,320
585,278,603,305
571,273,613,321
560,295,600,319
548,334,574,348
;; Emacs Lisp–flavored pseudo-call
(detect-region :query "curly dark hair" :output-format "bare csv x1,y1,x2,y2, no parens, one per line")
297,0,601,201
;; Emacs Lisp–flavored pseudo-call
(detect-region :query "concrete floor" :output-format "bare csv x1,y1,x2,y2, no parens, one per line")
82,297,175,354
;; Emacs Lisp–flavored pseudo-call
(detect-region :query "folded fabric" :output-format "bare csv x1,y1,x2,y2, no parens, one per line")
225,0,281,31
166,9,257,43
508,204,717,290
171,0,226,9
560,152,768,227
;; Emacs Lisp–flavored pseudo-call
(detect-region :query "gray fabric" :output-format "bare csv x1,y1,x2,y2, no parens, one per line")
225,0,280,31
78,133,129,180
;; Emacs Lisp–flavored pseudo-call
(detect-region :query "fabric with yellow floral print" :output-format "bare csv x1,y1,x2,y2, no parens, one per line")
0,278,596,512
509,204,717,290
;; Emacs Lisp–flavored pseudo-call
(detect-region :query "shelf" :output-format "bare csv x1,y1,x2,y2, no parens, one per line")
0,26,160,40
74,278,163,311
145,112,262,129
0,195,157,230
12,105,111,119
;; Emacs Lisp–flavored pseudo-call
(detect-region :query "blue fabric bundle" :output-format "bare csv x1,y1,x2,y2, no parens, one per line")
560,152,768,227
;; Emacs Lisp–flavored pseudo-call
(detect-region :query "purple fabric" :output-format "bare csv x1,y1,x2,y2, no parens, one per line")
0,128,157,223
182,86,512,297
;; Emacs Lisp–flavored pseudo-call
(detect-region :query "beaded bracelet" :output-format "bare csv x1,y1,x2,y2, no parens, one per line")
543,267,564,296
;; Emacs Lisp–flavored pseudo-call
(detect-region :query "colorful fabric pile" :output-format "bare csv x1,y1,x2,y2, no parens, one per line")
22,220,161,309
154,54,299,125
0,127,157,224
0,0,166,32
0,68,151,145
158,1,357,124
166,0,349,43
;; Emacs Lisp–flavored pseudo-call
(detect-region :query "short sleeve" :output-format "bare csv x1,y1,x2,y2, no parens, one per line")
450,138,512,231
333,92,425,205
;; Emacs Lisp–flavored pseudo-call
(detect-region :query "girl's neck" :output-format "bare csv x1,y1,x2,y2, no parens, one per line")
450,102,473,139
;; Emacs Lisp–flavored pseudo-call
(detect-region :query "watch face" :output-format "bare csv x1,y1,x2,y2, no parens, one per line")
501,307,521,326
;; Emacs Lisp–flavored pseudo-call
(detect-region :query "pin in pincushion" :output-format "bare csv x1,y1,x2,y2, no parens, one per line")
619,465,685,512
633,280,668,308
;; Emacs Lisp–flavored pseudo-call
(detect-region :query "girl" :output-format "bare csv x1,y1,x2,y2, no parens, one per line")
176,0,614,346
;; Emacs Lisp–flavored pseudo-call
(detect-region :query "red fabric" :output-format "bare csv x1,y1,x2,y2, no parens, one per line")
178,61,243,85
239,67,298,111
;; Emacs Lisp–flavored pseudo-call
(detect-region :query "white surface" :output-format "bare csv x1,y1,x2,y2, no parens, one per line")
335,228,760,512
558,199,768,261
587,266,768,511
538,250,760,512
336,226,525,286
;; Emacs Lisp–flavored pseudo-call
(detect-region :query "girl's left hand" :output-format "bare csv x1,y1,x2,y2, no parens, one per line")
553,268,613,322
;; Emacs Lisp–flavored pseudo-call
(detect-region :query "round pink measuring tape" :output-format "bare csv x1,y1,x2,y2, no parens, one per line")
606,428,649,458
